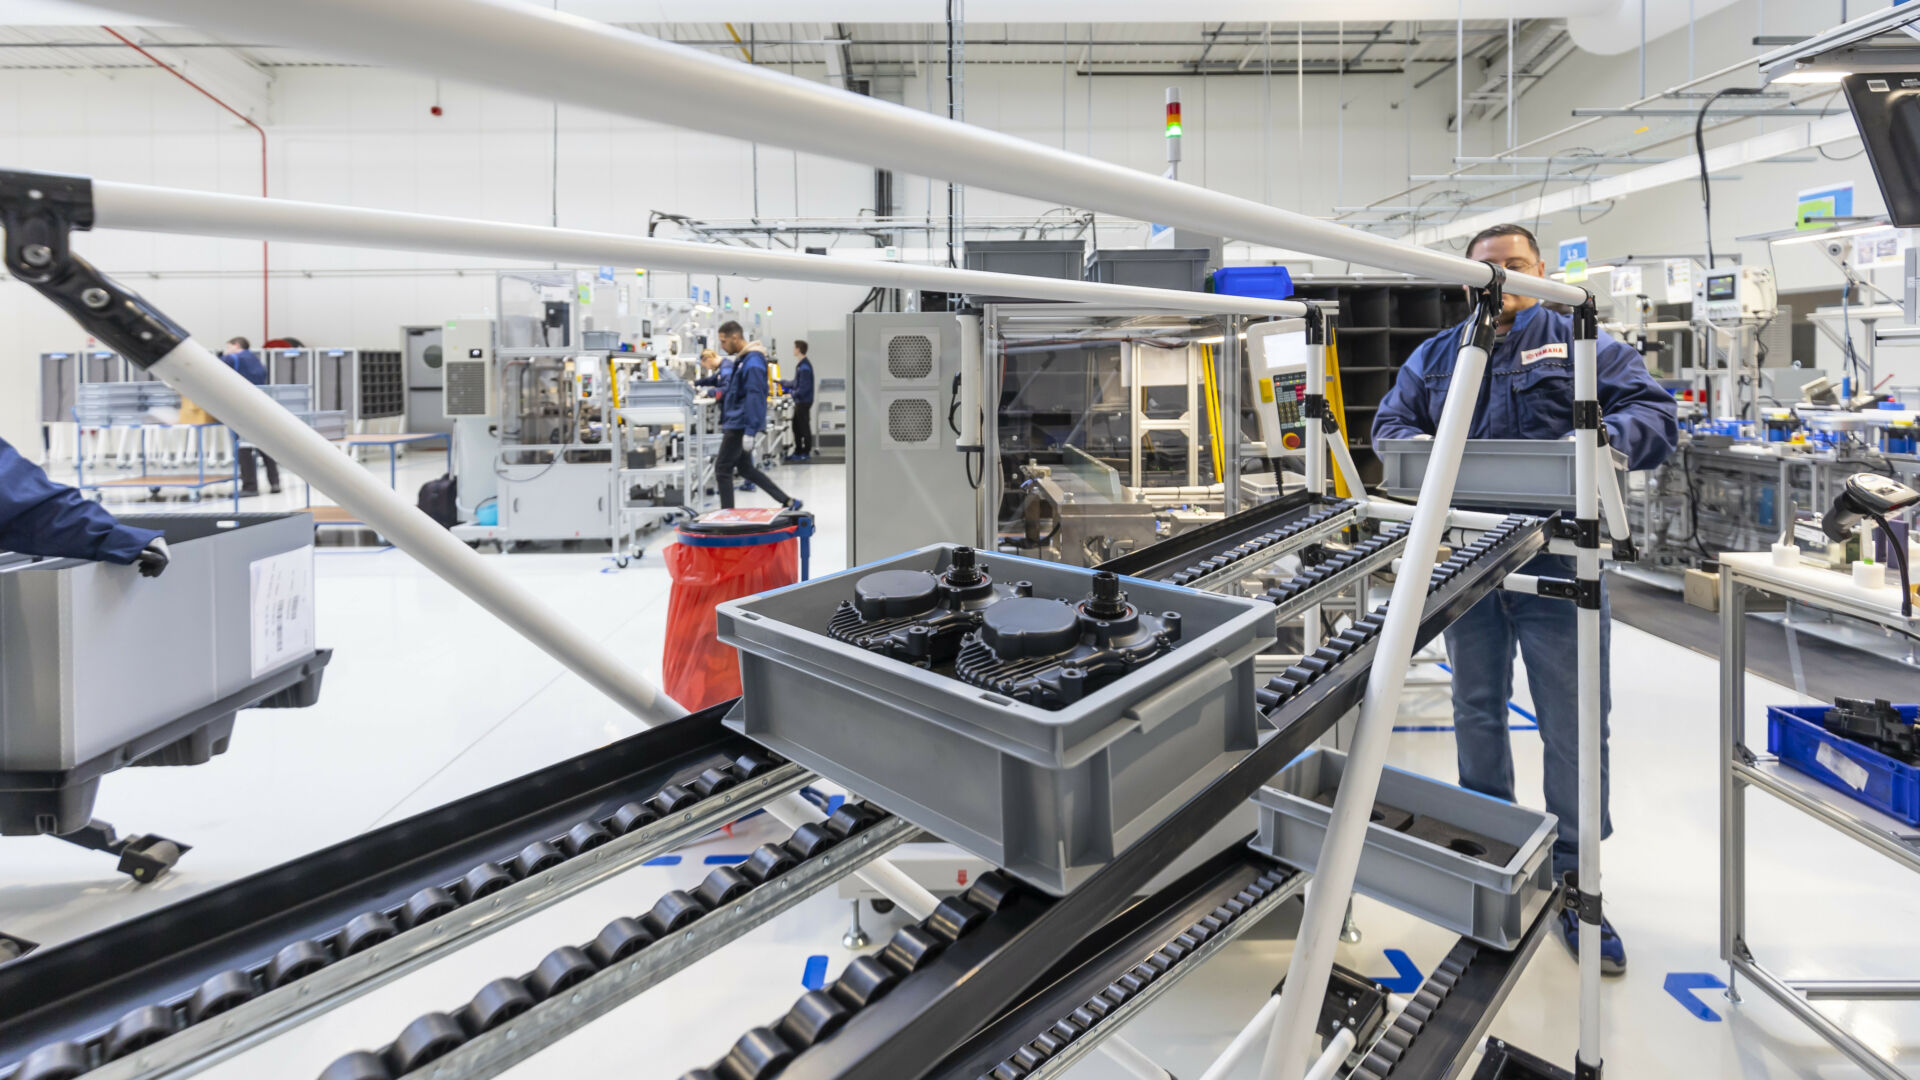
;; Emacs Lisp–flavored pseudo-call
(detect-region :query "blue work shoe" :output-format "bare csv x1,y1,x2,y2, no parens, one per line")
1557,908,1626,976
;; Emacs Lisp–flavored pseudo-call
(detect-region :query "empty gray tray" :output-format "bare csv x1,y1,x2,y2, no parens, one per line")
1251,748,1556,948
1378,437,1626,512
718,544,1276,894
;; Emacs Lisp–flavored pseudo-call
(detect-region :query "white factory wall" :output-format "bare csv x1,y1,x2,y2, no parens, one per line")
0,0,1902,447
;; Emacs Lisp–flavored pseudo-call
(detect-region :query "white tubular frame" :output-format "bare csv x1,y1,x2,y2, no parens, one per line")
120,0,1585,307
14,2,1614,1066
91,181,1307,322
1259,320,1495,1080
1572,321,1605,1075
1303,315,1329,651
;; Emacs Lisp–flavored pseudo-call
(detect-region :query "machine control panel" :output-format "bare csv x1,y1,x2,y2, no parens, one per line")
1247,321,1310,456
1692,266,1776,324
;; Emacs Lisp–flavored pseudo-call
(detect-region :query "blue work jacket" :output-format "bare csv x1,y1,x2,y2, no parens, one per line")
0,437,160,563
720,348,771,435
1372,304,1678,471
694,358,733,389
782,358,815,404
224,349,268,386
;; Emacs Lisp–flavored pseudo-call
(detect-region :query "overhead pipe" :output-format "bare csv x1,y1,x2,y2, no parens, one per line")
88,180,1308,319
112,0,1588,307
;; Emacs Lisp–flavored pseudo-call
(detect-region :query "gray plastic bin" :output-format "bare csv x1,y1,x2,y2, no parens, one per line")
718,545,1276,894
962,240,1086,303
0,513,315,773
1250,748,1557,948
1378,437,1626,512
1085,248,1211,293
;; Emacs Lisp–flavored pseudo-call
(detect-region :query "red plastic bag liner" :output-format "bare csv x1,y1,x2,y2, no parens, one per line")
663,510,802,712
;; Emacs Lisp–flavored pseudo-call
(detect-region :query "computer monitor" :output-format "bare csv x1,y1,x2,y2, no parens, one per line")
1843,73,1920,227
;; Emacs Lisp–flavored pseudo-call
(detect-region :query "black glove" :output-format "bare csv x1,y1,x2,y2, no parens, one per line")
135,537,171,579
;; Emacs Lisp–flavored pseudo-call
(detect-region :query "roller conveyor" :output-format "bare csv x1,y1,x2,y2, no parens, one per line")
1097,492,1361,589
921,851,1307,1080
741,516,1551,1080
1,510,1552,1080
0,711,803,1080
1346,887,1566,1080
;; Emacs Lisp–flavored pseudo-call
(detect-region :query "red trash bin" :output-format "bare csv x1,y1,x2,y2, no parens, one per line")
662,508,814,711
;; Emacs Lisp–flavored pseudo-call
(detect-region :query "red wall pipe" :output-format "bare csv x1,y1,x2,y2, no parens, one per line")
102,26,269,343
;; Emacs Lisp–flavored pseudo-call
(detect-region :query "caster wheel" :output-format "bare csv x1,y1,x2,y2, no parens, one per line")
614,556,630,568
869,899,895,915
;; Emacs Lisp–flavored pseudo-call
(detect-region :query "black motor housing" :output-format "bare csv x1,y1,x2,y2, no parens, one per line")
827,547,1024,665
953,572,1181,709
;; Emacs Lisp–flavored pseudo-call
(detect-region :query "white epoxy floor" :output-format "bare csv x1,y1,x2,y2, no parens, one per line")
7,457,1917,1078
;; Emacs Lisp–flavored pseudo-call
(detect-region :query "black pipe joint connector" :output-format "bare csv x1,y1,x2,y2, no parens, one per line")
1464,265,1505,354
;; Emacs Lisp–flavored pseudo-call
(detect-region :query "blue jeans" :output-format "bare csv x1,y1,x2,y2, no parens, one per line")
1442,553,1611,882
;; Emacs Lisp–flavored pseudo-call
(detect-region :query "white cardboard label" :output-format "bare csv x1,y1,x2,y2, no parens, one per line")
250,545,315,677
1815,741,1871,792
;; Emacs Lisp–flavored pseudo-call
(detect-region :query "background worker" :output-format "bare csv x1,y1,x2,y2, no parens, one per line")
712,321,802,513
207,337,280,496
693,347,731,392
1373,222,1677,975
782,339,815,462
0,435,170,576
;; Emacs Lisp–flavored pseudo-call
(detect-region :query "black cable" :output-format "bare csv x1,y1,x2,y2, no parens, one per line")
1677,445,1714,559
1696,87,1765,269
1867,511,1914,618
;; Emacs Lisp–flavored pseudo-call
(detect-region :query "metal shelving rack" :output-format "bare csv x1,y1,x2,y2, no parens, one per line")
1719,551,1920,1080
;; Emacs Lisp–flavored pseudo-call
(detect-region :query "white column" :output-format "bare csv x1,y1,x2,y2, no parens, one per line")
1572,314,1605,1073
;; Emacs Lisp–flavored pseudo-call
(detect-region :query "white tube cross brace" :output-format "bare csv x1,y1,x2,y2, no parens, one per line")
120,0,1585,306
1259,327,1494,1080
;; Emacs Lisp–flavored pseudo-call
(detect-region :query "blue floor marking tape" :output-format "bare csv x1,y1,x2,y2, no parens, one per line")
1376,949,1425,994
705,853,750,865
802,955,829,990
1663,972,1726,1021
644,855,682,867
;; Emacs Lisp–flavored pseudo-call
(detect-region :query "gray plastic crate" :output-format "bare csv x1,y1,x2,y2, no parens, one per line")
0,513,315,773
718,544,1276,894
1250,748,1556,948
962,240,1086,303
1085,248,1211,293
1378,437,1626,511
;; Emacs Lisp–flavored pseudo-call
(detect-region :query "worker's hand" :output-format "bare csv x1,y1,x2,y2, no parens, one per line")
136,537,171,579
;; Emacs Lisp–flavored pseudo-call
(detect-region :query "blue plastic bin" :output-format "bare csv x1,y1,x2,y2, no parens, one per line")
1766,704,1920,826
1211,265,1295,300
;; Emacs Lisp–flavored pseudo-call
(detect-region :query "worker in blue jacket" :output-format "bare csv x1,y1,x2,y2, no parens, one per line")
781,339,815,462
712,321,801,512
693,348,732,392
1373,223,1677,976
0,437,170,575
219,337,280,496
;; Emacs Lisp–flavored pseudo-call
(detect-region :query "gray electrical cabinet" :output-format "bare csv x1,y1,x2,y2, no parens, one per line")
847,313,977,564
